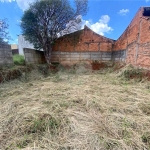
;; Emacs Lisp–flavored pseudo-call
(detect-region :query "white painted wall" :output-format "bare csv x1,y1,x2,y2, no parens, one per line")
18,35,34,55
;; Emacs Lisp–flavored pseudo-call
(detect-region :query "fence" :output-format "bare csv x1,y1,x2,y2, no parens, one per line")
24,48,46,64
0,44,13,66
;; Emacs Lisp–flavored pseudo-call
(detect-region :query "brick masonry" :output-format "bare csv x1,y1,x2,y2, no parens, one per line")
52,26,118,63
22,7,150,69
51,7,150,68
0,43,13,66
113,7,150,68
52,26,115,52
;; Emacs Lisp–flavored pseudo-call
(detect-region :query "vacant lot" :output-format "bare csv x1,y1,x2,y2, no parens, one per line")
0,65,150,150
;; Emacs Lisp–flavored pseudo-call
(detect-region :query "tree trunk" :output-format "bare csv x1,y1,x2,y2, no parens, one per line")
44,44,52,64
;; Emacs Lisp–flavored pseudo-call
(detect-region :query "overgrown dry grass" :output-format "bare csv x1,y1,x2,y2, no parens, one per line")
0,64,150,150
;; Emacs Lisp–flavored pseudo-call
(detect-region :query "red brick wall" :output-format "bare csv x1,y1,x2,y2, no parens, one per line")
139,18,150,44
113,8,142,51
126,42,137,65
52,26,115,52
114,7,150,68
136,43,150,68
52,7,150,68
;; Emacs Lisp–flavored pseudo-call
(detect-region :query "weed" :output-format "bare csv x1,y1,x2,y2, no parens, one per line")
38,64,49,77
122,118,131,128
119,66,143,81
53,73,62,82
57,63,66,72
28,114,60,135
16,138,30,149
142,132,150,147
13,54,25,65
139,103,150,115
104,140,119,150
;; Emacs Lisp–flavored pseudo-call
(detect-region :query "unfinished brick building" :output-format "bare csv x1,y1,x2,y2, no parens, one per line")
52,26,115,63
52,7,150,68
113,7,150,68
22,7,150,68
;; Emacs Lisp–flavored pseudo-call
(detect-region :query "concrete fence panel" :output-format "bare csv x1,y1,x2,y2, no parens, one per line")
0,44,13,66
24,48,46,64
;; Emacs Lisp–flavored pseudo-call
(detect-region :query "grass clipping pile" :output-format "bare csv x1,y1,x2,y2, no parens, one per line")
0,63,150,150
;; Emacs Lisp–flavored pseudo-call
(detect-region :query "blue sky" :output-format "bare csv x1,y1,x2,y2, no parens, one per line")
0,0,150,44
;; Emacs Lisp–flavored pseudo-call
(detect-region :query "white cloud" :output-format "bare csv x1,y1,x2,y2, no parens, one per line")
17,19,22,23
0,0,15,2
82,15,113,36
118,9,129,16
0,0,35,10
16,0,35,10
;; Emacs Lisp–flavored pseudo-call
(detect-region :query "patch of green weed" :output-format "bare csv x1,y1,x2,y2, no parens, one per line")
13,55,25,65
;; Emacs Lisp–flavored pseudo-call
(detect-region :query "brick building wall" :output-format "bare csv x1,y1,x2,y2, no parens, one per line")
52,26,116,63
53,26,115,52
20,7,150,69
113,7,150,68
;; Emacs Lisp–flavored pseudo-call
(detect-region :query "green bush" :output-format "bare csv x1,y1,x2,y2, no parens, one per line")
13,55,25,65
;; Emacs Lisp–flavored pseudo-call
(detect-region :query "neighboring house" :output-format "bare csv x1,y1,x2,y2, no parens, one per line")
11,44,19,55
19,7,150,69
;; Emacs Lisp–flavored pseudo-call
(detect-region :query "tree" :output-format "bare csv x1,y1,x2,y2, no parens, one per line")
21,0,88,63
0,19,10,44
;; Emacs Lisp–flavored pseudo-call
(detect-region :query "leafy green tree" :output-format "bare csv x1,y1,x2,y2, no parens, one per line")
0,19,10,44
21,0,88,63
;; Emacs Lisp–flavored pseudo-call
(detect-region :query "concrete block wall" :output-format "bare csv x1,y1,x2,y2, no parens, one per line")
24,48,46,64
0,44,13,66
51,51,112,63
112,50,126,62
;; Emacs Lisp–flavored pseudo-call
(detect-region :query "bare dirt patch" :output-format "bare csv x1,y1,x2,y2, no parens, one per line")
0,65,150,150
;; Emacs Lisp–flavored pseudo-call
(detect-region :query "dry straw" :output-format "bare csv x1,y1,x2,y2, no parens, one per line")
0,64,150,150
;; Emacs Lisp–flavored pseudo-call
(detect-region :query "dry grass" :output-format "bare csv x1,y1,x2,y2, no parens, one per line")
0,64,150,150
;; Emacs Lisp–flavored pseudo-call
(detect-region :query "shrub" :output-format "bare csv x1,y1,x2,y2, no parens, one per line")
37,64,49,77
13,55,25,65
118,65,143,81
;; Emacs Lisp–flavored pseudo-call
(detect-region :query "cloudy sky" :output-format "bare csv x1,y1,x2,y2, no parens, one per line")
0,0,149,44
